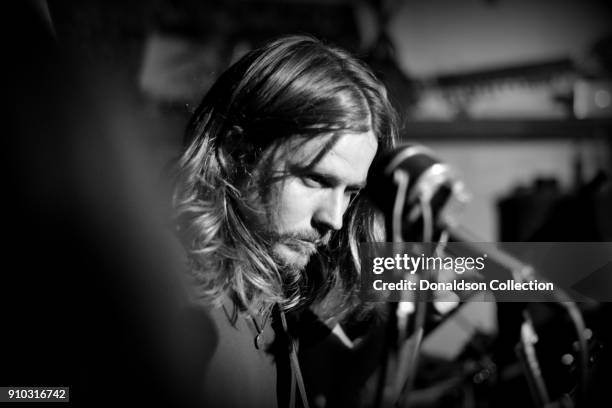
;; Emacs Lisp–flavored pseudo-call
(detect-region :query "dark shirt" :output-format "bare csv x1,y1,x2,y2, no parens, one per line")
201,297,278,408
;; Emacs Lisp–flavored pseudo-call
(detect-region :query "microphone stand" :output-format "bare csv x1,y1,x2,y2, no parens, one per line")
444,224,589,408
367,145,588,407
375,169,438,408
393,196,434,408
382,214,588,408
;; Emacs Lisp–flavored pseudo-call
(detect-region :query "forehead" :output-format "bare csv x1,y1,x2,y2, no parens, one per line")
283,131,378,184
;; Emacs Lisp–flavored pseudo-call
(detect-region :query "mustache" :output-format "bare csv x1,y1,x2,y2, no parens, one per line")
275,230,332,247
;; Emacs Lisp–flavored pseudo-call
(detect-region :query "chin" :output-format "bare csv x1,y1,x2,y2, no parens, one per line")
273,244,312,272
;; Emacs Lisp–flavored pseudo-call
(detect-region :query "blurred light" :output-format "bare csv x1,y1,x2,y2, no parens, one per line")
574,79,612,118
561,353,574,366
594,90,611,108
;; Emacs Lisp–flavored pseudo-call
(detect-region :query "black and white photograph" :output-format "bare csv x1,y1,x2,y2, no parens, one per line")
4,1,612,407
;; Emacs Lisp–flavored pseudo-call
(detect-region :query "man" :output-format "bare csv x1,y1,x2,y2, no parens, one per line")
173,35,396,408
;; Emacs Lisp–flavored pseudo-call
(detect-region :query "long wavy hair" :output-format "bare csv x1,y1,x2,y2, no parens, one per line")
173,35,397,319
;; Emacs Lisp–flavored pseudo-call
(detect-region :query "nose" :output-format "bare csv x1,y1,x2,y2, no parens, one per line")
312,189,349,232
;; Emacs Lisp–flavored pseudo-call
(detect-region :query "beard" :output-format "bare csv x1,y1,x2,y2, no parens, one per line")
264,230,334,307
265,229,332,275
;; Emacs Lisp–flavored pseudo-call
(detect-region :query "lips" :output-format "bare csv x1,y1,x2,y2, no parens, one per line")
284,239,317,255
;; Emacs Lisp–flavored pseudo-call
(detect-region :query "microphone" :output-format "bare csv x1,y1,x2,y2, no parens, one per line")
365,144,467,241
365,144,533,281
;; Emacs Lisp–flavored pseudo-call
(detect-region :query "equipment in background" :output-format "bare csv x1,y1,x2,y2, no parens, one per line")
363,145,600,408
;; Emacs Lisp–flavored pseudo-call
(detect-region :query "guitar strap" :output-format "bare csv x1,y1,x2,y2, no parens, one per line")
279,308,310,408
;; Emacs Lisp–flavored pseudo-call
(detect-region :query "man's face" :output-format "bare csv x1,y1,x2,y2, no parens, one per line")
244,131,378,272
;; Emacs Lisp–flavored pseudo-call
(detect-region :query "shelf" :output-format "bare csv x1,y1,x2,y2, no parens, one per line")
401,118,612,141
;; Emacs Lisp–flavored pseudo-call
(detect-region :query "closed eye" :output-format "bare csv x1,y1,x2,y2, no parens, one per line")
301,174,332,188
297,169,366,199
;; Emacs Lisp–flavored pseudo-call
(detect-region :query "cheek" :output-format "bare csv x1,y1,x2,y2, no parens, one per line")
272,179,314,229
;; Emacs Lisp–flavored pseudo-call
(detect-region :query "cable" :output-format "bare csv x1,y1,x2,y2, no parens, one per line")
373,170,410,408
420,197,433,244
391,170,410,243
394,197,434,407
556,298,588,406
279,309,310,408
518,311,551,407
